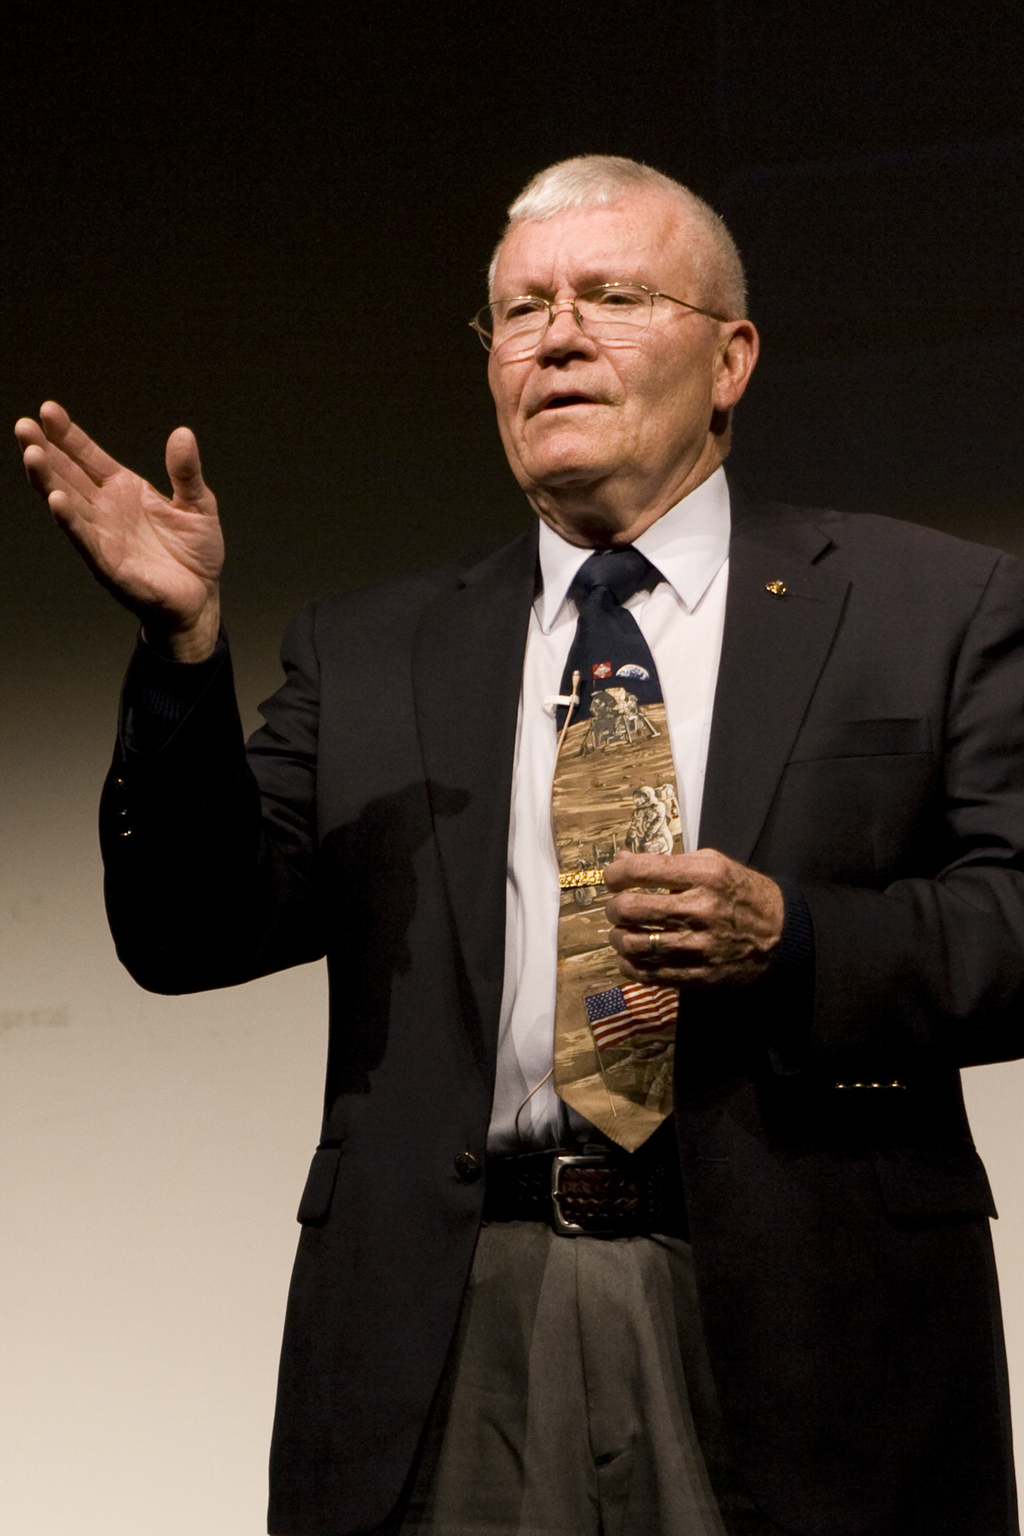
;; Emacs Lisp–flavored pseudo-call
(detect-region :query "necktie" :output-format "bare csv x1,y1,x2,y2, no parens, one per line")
551,548,682,1153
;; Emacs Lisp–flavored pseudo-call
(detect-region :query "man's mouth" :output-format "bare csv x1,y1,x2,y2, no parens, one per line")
537,393,598,412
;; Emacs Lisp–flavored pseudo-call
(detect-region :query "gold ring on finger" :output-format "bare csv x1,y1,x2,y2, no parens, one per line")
647,931,662,955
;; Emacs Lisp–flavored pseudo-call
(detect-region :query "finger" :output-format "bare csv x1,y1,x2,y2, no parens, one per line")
606,888,715,930
19,433,110,507
612,939,710,988
14,415,45,451
15,421,48,487
18,427,118,544
38,401,125,484
616,954,710,988
603,851,711,893
607,922,718,983
608,920,704,961
45,482,97,534
19,405,126,503
165,426,212,510
20,440,79,501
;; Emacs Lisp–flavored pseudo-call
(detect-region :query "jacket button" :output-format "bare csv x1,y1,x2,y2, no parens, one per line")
454,1150,481,1183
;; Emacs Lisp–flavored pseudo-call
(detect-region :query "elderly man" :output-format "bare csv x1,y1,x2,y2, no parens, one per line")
16,156,1024,1536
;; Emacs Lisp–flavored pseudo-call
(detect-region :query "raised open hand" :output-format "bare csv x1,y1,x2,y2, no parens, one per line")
14,401,224,661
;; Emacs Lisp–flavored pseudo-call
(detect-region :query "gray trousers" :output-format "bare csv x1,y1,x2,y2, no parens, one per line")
388,1222,785,1536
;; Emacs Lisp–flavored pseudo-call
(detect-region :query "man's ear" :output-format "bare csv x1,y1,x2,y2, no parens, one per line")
712,319,760,412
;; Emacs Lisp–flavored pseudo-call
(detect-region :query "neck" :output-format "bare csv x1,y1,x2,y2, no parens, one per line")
528,440,726,549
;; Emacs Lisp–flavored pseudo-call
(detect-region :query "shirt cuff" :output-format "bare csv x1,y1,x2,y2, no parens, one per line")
121,629,230,754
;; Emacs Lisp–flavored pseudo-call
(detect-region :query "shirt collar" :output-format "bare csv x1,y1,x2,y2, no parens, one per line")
535,464,731,634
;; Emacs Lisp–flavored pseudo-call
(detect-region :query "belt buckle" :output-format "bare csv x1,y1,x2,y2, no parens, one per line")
551,1151,615,1237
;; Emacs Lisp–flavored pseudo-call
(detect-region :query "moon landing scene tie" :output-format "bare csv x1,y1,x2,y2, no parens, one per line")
551,548,682,1153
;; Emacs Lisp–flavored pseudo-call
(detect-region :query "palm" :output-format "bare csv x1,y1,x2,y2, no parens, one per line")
74,460,223,622
15,402,223,630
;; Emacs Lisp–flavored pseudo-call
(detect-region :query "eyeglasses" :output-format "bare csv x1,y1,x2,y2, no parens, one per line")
470,282,728,359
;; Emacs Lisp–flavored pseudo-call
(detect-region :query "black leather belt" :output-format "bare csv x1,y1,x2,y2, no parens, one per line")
483,1138,688,1239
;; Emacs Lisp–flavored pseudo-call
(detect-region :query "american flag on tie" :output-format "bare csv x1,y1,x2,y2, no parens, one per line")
584,983,678,1050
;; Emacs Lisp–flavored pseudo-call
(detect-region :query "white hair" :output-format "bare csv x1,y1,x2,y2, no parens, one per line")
488,154,747,319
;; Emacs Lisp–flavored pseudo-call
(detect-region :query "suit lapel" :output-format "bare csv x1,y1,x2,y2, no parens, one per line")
412,524,538,1052
698,489,850,863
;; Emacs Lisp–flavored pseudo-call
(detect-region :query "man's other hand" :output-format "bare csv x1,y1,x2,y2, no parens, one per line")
14,402,223,662
604,849,784,990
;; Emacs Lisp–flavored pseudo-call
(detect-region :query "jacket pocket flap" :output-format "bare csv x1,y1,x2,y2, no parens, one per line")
870,1142,997,1222
297,1146,343,1226
789,716,932,764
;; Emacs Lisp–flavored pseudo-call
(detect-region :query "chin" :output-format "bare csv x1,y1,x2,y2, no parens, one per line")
521,440,613,489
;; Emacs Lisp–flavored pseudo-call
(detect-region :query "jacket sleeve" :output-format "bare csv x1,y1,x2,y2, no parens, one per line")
802,550,1024,1079
100,606,324,994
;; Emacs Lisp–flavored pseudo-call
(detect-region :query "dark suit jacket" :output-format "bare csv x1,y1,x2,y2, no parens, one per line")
101,489,1024,1536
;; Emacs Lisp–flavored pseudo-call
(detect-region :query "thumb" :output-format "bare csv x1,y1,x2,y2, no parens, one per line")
165,426,212,509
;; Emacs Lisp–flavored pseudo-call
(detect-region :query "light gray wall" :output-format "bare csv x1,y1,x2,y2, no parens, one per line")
0,620,325,1534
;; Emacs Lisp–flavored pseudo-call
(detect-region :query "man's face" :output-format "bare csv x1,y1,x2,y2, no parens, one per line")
487,192,756,541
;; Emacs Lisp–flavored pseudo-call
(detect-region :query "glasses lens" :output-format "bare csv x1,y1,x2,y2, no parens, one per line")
576,286,653,334
490,296,549,350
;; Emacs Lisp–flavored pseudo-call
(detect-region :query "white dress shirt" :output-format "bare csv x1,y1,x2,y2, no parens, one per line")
487,467,732,1152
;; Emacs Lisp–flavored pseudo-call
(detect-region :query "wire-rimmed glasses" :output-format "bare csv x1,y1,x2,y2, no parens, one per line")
470,282,728,359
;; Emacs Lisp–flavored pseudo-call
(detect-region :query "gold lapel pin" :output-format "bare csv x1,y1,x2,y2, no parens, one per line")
765,580,787,597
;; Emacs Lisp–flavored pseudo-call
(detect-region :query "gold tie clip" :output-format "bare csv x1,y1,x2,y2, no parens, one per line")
558,868,606,890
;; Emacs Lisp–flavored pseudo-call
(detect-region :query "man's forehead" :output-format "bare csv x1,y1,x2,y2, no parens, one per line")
493,194,702,295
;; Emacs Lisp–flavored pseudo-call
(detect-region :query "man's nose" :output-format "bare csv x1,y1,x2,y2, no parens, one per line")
545,298,587,338
547,298,580,327
536,299,597,359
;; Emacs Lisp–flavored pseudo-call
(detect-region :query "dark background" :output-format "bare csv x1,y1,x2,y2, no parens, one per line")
3,11,1024,1525
4,0,1024,686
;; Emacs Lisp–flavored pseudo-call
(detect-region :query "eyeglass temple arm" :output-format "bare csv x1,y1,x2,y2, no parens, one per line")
656,292,730,323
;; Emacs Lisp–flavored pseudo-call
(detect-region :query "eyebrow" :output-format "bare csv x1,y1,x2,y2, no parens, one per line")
499,273,650,299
